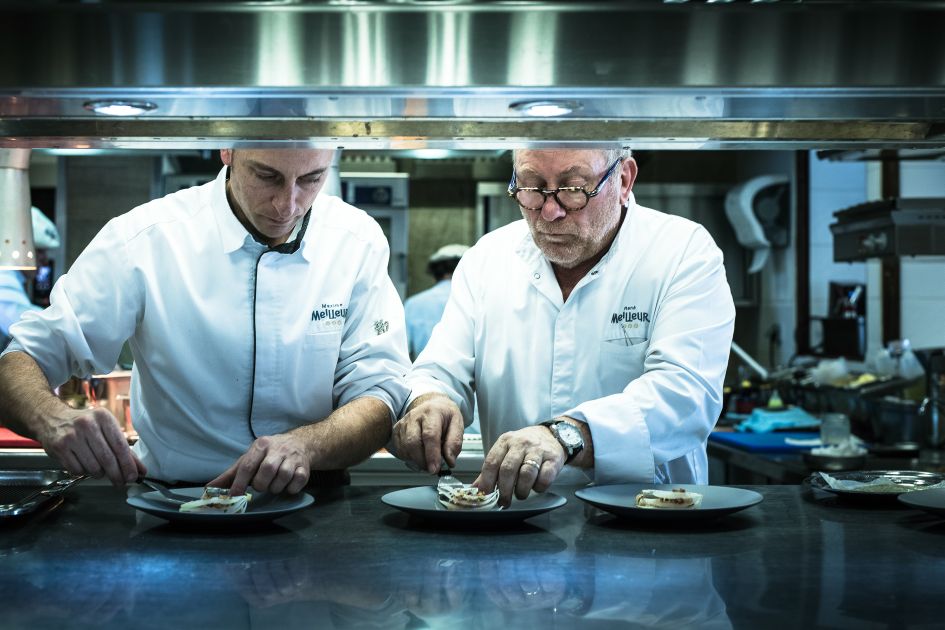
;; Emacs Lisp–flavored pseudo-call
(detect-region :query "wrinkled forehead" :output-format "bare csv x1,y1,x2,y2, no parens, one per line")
512,149,609,178
236,148,336,175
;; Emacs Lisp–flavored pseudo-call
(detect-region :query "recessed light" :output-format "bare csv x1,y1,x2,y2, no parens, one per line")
83,100,158,116
509,100,581,117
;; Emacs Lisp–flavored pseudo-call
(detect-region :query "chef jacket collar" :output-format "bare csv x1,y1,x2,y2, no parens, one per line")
516,190,638,276
213,166,314,260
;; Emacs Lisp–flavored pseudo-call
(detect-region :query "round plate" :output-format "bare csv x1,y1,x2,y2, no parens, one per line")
806,470,945,499
575,484,763,521
127,487,314,524
898,488,945,518
381,486,566,524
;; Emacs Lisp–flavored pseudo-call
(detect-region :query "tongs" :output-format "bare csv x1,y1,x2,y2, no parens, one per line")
10,473,89,509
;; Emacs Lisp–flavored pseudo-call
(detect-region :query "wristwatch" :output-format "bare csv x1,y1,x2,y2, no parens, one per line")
540,419,585,463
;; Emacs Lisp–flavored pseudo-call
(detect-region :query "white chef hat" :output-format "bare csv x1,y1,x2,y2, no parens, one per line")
428,244,469,263
31,206,61,249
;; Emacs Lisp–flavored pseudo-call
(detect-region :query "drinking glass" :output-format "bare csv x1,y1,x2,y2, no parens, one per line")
820,412,851,446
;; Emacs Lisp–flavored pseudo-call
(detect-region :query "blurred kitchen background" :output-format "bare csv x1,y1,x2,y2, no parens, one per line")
6,0,945,480
25,147,945,365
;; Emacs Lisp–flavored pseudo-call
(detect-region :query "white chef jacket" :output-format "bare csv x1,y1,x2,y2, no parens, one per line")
408,193,735,485
4,166,411,482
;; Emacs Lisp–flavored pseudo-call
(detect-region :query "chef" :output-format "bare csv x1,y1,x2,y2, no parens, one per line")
0,149,410,495
0,206,60,348
393,148,735,506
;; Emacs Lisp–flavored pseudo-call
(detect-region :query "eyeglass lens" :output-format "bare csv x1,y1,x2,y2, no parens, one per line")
515,189,587,211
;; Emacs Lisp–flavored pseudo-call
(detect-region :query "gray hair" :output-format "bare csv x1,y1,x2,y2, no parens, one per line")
605,147,633,164
512,147,632,168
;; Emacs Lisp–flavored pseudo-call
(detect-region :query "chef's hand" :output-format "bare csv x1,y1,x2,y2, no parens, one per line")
392,393,465,474
37,406,145,486
209,433,310,495
474,425,565,508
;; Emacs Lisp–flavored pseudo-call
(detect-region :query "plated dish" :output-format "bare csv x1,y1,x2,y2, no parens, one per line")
575,483,763,521
381,486,566,524
806,470,945,499
898,487,945,518
127,487,314,524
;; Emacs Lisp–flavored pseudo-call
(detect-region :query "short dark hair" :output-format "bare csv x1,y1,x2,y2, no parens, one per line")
428,257,461,280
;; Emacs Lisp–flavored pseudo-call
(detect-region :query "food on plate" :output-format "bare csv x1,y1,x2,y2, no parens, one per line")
849,483,914,494
635,488,703,509
179,487,252,514
437,485,500,511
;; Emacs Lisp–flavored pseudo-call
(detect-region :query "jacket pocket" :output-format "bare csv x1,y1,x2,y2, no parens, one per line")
598,340,647,393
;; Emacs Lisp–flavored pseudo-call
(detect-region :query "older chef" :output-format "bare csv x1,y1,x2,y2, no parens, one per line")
0,149,410,495
393,148,735,506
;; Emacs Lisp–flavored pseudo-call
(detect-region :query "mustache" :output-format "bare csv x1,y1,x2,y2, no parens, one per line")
535,229,576,237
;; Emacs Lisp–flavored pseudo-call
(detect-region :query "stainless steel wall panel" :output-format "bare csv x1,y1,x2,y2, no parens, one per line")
1,2,945,148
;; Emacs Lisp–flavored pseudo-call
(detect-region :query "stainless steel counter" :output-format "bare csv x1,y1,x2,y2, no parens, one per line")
1,483,943,629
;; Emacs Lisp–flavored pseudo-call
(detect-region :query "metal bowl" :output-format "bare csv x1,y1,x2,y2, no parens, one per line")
803,451,867,472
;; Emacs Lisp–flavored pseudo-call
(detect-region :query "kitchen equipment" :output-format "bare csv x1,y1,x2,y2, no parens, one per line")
875,397,923,445
806,470,945,503
709,431,819,454
820,413,851,447
0,471,87,520
915,347,945,449
830,198,945,262
803,451,866,472
5,3,945,150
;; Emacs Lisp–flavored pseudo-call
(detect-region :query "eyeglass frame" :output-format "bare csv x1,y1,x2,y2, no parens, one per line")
507,157,624,212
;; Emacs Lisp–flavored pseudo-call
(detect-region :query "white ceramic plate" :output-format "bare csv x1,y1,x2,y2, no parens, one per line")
898,487,945,517
575,483,763,521
127,487,314,524
381,486,566,524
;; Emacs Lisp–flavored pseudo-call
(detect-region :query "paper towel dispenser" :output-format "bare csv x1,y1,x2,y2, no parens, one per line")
724,175,791,273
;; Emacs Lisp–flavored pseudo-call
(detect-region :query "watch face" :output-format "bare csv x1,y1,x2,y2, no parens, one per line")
555,422,583,448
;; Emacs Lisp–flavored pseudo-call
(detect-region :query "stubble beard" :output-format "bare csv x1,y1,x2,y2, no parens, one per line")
527,192,622,269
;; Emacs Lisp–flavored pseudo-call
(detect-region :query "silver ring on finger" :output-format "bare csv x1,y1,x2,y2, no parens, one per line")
520,459,541,470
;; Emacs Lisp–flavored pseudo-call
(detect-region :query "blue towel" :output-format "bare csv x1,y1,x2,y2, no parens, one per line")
734,407,821,433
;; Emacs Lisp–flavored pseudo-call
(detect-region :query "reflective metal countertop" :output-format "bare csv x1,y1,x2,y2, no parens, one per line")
1,484,942,628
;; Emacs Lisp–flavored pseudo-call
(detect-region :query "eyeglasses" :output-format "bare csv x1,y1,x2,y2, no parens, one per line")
507,158,622,212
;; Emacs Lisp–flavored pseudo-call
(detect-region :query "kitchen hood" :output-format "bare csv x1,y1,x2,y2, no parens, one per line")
2,1,945,150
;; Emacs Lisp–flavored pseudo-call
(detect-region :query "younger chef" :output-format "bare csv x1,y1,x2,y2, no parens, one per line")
0,149,410,495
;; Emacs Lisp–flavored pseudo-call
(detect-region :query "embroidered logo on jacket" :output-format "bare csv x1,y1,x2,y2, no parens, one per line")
310,303,347,332
610,305,650,324
373,319,390,335
606,305,650,346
